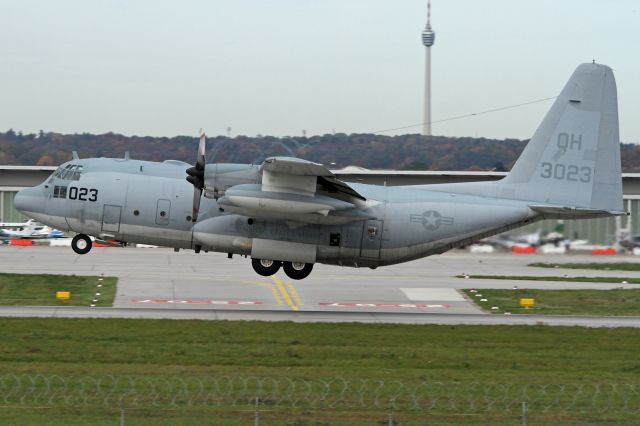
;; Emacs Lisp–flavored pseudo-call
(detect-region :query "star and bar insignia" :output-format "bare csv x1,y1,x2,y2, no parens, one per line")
409,210,454,231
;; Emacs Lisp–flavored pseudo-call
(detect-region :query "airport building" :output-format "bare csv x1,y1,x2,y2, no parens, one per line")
1,165,638,244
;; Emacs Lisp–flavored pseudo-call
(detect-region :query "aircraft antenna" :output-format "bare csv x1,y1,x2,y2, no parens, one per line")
421,0,436,136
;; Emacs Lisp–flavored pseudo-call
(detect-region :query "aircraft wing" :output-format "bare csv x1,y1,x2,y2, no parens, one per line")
216,157,369,225
261,157,366,201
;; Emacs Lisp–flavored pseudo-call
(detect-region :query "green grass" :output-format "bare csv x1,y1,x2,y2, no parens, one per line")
0,273,117,307
0,319,638,424
0,407,626,425
464,288,640,316
0,318,638,381
530,261,640,271
459,274,639,284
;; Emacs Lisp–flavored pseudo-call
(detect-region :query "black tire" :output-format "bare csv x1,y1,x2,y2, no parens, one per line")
71,234,92,255
282,262,313,280
251,258,282,277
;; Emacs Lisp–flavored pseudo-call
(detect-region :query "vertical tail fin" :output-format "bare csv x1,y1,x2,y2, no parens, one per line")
501,63,623,213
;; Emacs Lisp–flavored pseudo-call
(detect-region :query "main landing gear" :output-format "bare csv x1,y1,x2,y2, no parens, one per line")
71,234,92,255
251,258,314,280
251,258,282,276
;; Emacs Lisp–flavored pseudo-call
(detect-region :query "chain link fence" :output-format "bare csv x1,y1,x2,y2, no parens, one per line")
0,374,639,416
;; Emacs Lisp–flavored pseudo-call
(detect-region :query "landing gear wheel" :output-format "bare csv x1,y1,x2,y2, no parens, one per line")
283,262,313,280
71,234,92,255
251,258,282,277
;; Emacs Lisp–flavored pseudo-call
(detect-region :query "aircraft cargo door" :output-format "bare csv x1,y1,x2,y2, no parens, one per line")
102,205,122,233
155,199,171,225
360,220,383,259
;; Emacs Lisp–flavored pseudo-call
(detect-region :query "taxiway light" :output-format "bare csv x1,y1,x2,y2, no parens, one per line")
520,298,535,309
56,291,70,300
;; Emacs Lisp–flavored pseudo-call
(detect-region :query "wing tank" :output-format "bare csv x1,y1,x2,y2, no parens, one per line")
218,184,371,224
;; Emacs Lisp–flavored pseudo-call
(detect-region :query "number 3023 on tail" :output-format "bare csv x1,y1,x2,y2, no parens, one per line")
540,162,592,183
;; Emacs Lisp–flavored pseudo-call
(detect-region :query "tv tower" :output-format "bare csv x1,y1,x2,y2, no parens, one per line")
421,0,436,136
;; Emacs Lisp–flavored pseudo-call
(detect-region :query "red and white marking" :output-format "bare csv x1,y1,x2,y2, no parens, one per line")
131,299,263,305
319,302,450,309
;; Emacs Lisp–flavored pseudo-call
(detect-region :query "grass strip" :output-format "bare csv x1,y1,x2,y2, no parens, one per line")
459,274,638,284
464,288,640,316
0,273,117,307
529,262,640,271
0,318,639,382
0,318,638,425
0,406,630,426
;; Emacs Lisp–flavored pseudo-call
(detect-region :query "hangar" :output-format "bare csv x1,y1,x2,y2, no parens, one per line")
2,165,638,244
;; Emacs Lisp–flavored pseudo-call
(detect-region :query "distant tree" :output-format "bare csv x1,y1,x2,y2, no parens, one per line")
492,161,507,172
36,155,54,166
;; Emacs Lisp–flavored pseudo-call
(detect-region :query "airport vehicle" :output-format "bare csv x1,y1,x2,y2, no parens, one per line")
14,63,625,279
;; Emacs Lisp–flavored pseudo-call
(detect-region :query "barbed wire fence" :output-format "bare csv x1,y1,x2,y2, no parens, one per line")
0,374,638,423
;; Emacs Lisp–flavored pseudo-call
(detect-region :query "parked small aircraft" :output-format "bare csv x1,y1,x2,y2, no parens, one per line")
15,63,625,279
482,221,566,249
0,219,62,239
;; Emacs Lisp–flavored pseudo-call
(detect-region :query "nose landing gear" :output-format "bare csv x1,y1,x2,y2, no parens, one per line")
71,234,92,255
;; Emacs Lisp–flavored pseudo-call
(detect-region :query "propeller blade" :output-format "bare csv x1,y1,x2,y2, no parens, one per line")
192,187,202,223
196,129,206,170
187,129,207,223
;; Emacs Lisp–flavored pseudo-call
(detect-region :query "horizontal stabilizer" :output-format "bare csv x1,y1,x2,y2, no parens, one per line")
529,204,627,219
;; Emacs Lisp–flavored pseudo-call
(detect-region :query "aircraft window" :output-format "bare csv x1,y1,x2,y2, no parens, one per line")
56,164,83,180
53,185,68,199
71,165,83,180
60,166,73,180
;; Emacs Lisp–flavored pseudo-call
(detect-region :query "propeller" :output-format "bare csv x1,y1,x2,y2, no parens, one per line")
186,130,206,223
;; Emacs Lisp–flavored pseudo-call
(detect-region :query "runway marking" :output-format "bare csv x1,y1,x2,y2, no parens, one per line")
319,302,450,309
286,282,304,306
401,288,465,301
131,299,263,305
242,281,284,306
271,276,299,311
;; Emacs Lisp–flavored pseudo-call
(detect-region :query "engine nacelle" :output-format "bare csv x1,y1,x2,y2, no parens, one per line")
203,163,261,199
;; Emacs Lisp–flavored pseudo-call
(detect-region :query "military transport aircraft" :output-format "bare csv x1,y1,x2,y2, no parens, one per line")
14,63,625,280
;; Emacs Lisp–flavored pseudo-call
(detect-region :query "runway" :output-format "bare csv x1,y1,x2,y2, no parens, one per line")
0,305,638,327
1,246,640,327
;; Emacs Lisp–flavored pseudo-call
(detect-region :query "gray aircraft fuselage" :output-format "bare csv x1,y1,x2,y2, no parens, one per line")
16,157,538,268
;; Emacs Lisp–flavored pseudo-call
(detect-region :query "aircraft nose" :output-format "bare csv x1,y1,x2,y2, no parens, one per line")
14,187,45,214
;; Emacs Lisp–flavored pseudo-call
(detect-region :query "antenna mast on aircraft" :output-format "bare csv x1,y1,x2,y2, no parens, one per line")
421,0,436,136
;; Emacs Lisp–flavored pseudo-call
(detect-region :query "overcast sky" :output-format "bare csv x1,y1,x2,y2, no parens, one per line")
2,0,639,141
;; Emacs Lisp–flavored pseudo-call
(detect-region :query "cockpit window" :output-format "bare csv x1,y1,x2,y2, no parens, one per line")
53,164,83,181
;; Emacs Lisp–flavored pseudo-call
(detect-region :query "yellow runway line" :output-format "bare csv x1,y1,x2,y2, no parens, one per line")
271,275,299,311
286,282,304,307
269,285,285,306
240,280,284,305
